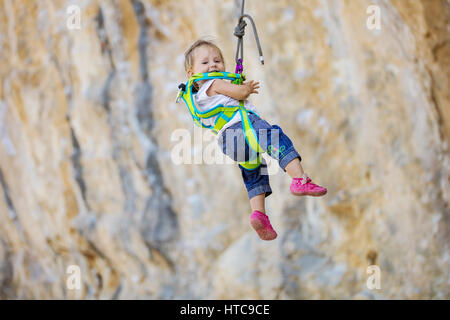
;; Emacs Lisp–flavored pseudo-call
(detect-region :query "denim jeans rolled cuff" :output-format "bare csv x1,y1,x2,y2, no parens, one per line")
247,184,273,200
279,147,302,172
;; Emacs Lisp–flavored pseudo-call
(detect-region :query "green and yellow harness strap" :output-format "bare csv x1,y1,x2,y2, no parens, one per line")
177,72,263,170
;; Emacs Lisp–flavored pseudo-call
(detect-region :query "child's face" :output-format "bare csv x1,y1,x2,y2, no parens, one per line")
187,45,225,78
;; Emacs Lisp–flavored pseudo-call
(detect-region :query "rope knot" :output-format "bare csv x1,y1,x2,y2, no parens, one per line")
234,19,247,38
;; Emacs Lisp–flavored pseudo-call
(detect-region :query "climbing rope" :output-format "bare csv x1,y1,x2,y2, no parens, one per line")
234,0,264,74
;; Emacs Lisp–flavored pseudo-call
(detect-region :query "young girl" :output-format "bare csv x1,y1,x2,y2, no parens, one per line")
183,39,327,241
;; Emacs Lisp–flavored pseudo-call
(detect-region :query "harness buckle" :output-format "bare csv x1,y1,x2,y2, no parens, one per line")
176,83,186,103
176,91,182,104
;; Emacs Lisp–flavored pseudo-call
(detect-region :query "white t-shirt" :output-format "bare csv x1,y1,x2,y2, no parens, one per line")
194,79,259,138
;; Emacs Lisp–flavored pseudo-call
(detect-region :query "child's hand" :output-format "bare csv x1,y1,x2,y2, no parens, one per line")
243,80,260,97
210,79,260,101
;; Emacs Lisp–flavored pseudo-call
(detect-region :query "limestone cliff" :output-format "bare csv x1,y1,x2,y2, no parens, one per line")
0,0,449,299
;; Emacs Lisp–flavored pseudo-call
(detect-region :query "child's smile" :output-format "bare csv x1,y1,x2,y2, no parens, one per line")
188,45,225,78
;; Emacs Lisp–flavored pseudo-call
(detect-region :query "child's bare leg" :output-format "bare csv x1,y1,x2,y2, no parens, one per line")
284,158,305,179
250,193,265,213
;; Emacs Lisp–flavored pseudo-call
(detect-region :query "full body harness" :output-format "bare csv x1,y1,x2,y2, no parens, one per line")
176,0,264,170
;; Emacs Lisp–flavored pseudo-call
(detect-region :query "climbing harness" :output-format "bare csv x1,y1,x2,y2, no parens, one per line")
176,72,262,170
176,0,265,170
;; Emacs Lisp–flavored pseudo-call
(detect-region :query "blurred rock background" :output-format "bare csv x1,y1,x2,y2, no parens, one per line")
0,0,449,299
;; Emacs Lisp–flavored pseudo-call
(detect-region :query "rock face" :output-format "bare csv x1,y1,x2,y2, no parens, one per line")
0,0,449,299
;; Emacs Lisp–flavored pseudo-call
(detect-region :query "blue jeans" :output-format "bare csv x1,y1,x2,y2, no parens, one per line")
217,113,302,199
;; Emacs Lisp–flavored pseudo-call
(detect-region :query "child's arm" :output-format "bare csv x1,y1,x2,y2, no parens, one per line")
207,79,260,101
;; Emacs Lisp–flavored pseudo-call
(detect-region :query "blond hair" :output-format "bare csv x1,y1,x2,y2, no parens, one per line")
184,38,225,72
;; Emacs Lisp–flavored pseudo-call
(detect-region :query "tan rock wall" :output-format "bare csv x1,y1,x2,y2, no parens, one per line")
0,0,448,299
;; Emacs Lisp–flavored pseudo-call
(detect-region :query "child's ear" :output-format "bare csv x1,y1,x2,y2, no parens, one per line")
187,69,193,78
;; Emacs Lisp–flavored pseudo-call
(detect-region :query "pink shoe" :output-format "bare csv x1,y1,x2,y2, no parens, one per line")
290,174,327,197
250,211,277,241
